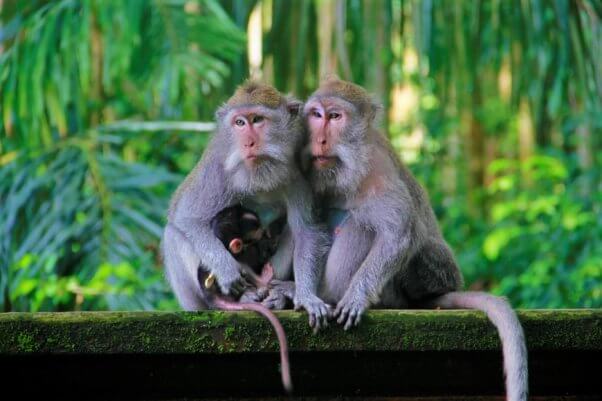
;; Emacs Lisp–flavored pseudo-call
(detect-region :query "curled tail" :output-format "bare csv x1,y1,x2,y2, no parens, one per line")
214,299,293,394
428,291,528,401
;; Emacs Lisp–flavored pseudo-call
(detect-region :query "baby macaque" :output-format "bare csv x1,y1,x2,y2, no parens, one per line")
197,205,292,393
211,205,287,275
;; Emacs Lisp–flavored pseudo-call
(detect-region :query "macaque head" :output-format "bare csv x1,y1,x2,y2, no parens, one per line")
216,81,303,192
211,207,264,256
303,76,379,194
227,209,264,255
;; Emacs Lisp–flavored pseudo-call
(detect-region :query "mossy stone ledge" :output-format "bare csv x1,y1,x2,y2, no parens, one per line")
0,309,600,400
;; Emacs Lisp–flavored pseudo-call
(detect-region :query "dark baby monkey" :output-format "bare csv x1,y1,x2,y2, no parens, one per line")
191,207,291,393
211,205,287,276
303,77,528,401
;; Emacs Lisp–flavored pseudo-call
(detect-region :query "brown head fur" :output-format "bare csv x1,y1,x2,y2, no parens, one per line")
227,81,284,109
311,75,375,115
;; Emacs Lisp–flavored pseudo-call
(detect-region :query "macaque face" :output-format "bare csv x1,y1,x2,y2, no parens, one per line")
304,97,357,170
220,103,296,192
229,106,273,169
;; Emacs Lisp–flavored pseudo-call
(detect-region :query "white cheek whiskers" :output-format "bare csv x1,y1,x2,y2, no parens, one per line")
262,142,290,165
224,147,243,172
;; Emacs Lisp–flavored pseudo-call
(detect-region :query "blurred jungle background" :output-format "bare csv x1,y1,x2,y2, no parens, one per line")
0,0,600,312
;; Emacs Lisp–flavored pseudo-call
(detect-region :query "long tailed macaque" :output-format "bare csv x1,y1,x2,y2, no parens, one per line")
162,81,330,330
303,77,528,401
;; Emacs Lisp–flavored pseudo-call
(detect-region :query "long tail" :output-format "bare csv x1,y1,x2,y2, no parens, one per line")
427,291,528,401
215,299,293,394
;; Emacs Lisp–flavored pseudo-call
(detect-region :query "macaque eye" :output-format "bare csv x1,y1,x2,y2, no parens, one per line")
329,112,341,120
235,118,246,127
311,110,322,118
252,115,264,124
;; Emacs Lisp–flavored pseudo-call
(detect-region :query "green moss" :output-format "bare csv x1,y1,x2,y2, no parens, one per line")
0,310,600,354
16,332,38,352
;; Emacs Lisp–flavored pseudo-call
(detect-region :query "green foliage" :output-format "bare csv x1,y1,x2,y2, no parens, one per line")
485,154,601,307
0,0,600,311
0,0,245,149
0,139,182,311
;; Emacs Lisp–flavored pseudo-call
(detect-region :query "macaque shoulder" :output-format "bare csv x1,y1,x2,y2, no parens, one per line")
168,150,233,221
350,144,403,207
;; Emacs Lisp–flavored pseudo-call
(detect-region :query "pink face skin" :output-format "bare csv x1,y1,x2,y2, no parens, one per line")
230,106,270,168
305,98,348,170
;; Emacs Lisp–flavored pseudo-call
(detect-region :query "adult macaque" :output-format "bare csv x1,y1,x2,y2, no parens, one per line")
162,81,329,330
303,77,528,401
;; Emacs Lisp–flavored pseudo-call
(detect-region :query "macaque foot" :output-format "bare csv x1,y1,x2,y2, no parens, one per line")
262,280,295,309
294,293,331,333
239,288,267,303
262,290,288,310
334,293,369,330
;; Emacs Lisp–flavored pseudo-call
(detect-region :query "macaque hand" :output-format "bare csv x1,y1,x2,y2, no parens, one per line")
294,292,331,333
334,289,370,330
239,287,268,303
216,265,247,297
262,280,295,310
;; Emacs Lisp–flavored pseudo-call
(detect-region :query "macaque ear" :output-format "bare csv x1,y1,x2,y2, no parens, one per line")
365,100,382,122
285,97,303,116
215,105,228,122
228,238,243,254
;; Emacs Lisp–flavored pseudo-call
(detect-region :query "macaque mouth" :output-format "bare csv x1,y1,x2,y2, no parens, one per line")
312,155,338,168
244,154,266,164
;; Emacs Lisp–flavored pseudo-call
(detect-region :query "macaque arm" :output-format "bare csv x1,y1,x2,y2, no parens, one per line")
268,225,294,280
335,195,417,329
173,217,246,296
169,160,245,296
285,180,330,330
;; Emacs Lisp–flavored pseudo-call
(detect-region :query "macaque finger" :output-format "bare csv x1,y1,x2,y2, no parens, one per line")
312,317,321,334
320,309,330,328
333,304,343,319
336,308,348,325
353,311,362,327
308,313,316,329
344,314,355,331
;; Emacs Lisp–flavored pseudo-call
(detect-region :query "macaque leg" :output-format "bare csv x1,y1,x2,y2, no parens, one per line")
162,224,207,310
402,238,463,303
262,227,295,309
238,263,274,303
319,219,374,305
269,225,294,280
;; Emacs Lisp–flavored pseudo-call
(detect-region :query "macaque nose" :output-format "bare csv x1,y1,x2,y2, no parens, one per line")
245,139,256,148
315,135,328,147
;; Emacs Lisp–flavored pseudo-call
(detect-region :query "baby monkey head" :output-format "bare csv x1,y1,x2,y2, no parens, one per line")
217,81,303,193
303,76,379,194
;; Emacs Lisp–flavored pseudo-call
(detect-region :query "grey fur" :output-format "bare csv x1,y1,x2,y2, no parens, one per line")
161,88,329,328
303,82,528,401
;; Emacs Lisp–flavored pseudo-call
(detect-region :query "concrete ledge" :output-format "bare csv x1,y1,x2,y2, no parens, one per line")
2,309,600,353
1,309,600,400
